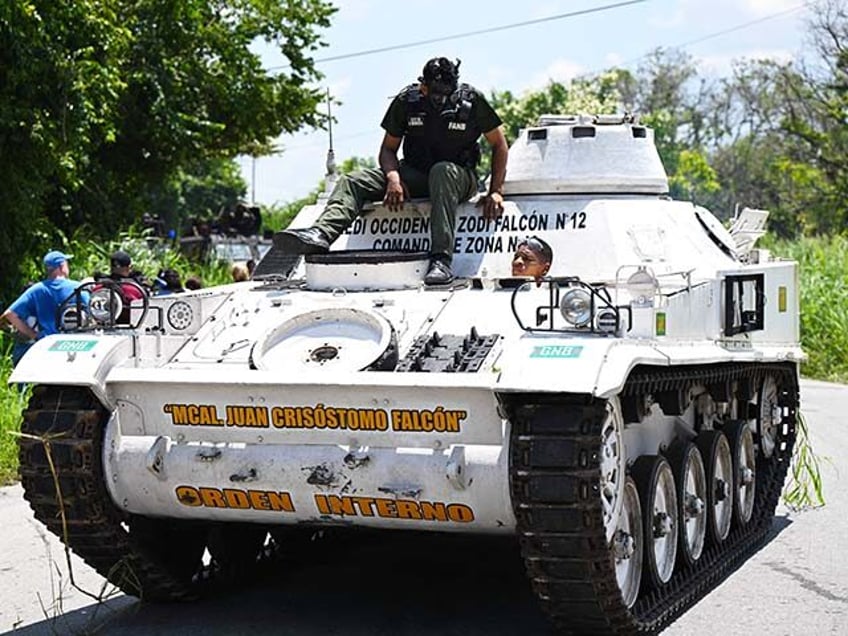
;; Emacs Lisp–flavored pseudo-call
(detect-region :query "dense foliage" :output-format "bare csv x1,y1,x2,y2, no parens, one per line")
0,0,335,301
767,235,848,382
0,339,27,484
488,2,848,237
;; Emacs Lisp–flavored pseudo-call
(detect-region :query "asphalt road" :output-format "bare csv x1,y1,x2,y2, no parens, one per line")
1,379,846,636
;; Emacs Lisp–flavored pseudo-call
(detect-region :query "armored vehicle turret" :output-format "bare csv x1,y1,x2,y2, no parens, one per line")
12,114,801,634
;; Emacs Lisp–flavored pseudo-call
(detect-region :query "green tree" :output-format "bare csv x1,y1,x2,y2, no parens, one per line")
487,50,712,196
145,157,248,235
0,0,128,295
490,71,628,144
777,0,848,235
0,0,335,302
668,149,721,203
624,49,713,187
695,23,847,235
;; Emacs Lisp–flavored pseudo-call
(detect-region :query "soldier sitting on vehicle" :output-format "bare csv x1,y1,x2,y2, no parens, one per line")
275,56,508,286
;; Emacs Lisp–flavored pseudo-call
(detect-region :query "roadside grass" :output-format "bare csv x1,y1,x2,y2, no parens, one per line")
782,412,827,510
0,338,28,484
0,234,845,494
768,235,848,383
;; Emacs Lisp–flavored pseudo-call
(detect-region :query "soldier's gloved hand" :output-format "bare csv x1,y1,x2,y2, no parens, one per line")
478,192,504,220
383,180,406,212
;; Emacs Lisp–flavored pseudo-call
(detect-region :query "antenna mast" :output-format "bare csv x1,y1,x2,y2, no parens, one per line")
325,88,336,178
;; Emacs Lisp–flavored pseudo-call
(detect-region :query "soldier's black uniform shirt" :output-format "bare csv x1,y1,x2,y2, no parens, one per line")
380,83,502,174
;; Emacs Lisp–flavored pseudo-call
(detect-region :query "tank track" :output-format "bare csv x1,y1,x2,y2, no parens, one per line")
506,362,798,635
17,385,255,601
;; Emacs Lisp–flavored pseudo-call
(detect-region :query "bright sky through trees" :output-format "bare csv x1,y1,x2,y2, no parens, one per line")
241,0,809,204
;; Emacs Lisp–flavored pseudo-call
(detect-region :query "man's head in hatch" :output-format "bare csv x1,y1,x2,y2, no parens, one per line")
511,236,553,280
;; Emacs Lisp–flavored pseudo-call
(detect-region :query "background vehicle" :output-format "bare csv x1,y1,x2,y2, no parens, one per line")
180,201,272,266
12,114,801,634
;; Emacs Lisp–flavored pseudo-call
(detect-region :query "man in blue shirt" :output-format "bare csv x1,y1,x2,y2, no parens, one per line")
1,250,82,365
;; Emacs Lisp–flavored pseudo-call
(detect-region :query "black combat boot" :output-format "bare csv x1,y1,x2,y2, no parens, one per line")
424,257,454,285
274,227,331,254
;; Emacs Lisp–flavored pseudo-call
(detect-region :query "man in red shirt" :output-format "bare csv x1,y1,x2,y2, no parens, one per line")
108,251,146,303
91,250,148,324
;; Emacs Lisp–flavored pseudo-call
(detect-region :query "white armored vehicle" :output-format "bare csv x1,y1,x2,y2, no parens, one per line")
12,114,802,634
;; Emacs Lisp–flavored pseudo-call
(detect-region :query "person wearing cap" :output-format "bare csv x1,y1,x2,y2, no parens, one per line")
0,250,83,364
107,250,147,302
90,250,149,324
276,56,508,286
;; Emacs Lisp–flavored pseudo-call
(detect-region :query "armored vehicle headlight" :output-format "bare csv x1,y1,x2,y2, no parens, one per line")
560,288,592,327
90,288,122,324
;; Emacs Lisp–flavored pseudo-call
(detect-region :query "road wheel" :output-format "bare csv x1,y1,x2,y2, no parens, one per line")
632,455,678,590
665,441,707,568
755,375,781,459
600,398,627,543
612,475,643,608
697,431,734,545
726,420,757,527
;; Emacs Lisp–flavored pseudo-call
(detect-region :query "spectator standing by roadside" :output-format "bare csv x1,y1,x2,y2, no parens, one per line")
0,251,82,365
154,269,185,295
1,282,36,366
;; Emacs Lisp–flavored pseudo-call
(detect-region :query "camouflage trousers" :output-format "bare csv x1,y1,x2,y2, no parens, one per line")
313,160,477,263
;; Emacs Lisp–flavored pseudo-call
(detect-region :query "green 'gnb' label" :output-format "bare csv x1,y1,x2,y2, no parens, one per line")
530,345,583,359
49,340,97,352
